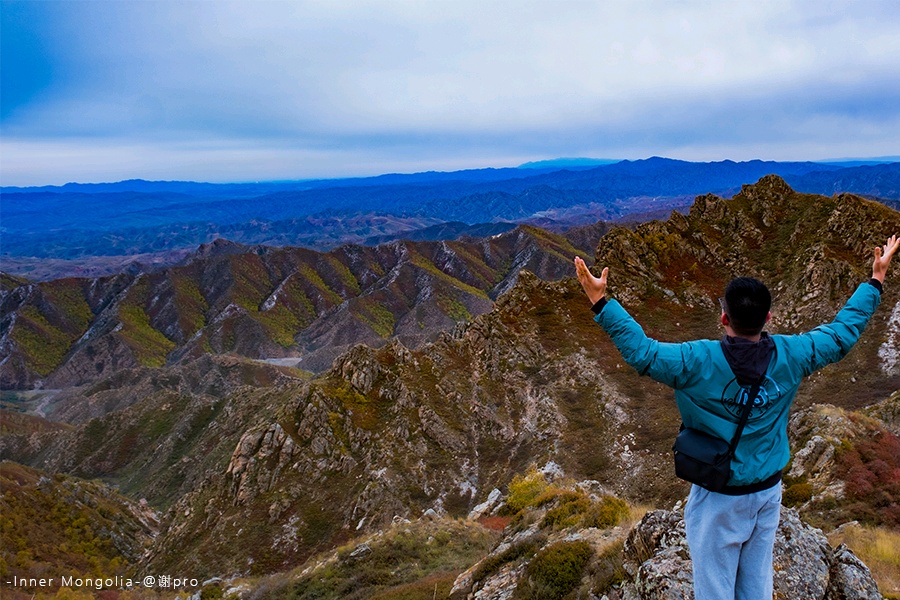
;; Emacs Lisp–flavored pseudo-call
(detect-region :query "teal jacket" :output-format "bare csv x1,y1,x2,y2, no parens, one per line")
594,282,881,486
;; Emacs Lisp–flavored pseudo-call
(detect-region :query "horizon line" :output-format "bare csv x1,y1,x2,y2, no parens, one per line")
2,155,898,191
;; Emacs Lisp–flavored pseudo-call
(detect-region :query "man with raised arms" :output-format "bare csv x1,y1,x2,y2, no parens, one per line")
574,235,899,599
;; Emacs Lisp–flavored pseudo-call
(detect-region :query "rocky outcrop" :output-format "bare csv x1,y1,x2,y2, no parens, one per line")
468,488,503,520
828,544,884,600
621,509,692,598
877,300,900,377
863,390,900,437
622,508,881,600
226,423,300,505
787,405,871,486
786,404,894,513
449,478,883,600
614,505,882,600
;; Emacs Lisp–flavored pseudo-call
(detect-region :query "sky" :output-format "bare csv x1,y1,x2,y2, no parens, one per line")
2,0,899,186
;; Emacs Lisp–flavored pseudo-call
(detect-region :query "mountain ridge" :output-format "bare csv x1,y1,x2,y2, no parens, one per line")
0,224,597,389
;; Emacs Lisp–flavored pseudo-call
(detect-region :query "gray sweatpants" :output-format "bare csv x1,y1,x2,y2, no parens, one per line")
683,483,782,600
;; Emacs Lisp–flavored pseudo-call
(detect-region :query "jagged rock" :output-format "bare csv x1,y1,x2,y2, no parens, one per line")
633,546,693,599
741,173,796,204
787,406,870,487
877,301,900,377
787,404,897,515
826,544,883,600
334,345,381,394
472,563,523,600
622,509,687,577
788,434,835,479
226,423,297,505
468,488,503,520
689,193,728,223
227,431,265,482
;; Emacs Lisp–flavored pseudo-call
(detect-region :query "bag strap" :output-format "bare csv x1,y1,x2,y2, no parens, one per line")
724,374,765,459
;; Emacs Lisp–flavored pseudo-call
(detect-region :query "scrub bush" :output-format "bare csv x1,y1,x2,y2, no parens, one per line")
514,540,593,600
783,482,813,507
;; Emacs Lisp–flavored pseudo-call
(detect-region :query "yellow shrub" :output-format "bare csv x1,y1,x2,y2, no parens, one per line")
506,468,551,514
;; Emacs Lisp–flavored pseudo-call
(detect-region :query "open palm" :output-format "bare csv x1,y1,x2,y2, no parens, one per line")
574,256,608,305
873,235,900,283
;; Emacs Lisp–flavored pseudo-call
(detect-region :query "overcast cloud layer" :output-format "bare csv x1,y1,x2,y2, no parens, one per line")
2,0,899,186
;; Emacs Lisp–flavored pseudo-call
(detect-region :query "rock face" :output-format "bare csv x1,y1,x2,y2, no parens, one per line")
787,404,872,498
828,544,884,600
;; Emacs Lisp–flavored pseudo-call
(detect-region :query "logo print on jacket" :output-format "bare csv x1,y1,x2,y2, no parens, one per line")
720,377,782,419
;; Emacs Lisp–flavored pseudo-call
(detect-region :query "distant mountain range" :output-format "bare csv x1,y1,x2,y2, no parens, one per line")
2,159,898,275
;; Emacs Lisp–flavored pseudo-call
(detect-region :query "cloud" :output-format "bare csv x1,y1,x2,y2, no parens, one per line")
1,0,899,185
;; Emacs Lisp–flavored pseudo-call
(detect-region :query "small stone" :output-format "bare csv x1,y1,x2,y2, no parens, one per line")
423,508,439,521
348,542,372,561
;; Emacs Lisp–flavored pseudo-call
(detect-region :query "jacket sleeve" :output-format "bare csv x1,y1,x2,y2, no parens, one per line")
594,299,705,389
787,282,882,377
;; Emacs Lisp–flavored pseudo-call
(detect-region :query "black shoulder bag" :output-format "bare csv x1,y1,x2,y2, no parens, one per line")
672,375,764,492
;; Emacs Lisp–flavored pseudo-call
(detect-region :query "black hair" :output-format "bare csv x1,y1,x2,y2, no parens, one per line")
722,277,771,336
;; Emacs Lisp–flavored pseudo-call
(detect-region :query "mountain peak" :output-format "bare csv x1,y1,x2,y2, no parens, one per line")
195,238,250,257
740,172,795,199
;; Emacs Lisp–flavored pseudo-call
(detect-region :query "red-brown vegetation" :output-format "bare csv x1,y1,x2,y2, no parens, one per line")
836,431,900,527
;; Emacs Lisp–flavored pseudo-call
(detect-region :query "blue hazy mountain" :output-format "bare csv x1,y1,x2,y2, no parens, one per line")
517,157,621,169
2,158,898,262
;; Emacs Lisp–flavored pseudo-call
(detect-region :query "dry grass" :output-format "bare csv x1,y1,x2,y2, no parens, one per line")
252,516,500,600
828,524,900,597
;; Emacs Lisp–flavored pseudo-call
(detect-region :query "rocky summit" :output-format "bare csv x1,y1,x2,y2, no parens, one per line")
1,176,899,598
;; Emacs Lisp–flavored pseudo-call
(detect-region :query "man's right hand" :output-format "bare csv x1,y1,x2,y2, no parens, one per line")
873,235,900,283
574,256,609,305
